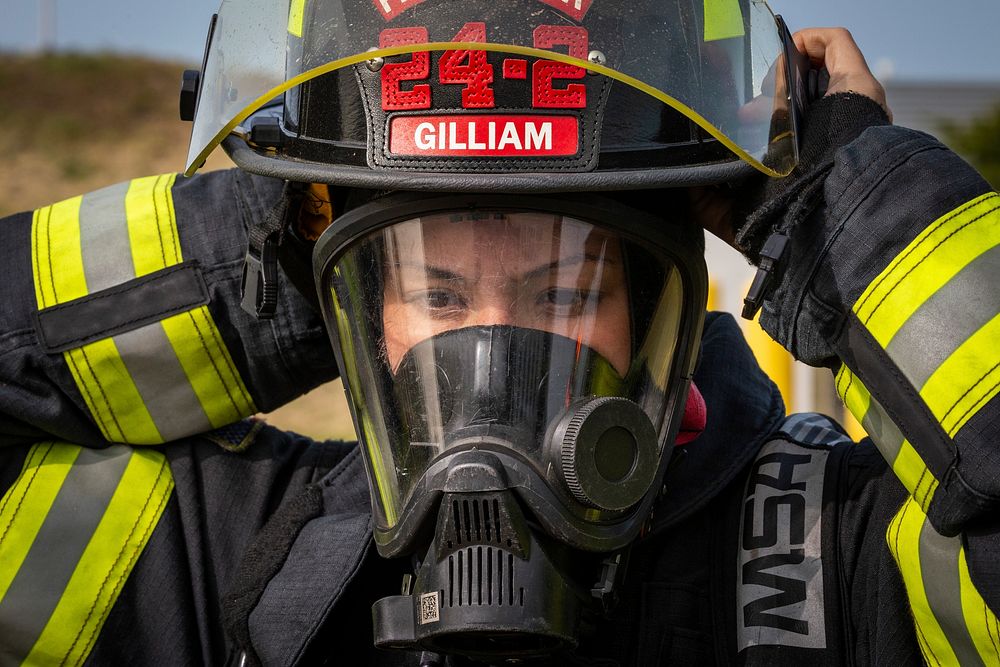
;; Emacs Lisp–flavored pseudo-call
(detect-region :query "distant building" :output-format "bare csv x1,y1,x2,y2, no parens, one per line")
885,80,1000,140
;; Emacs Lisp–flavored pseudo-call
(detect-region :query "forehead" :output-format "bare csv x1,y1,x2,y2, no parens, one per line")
384,211,615,255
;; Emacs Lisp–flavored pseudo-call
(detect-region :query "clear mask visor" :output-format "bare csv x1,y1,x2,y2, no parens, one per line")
321,210,688,530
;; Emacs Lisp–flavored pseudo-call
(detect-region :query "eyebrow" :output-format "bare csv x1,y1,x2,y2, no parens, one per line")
391,264,463,281
392,253,613,283
520,253,611,281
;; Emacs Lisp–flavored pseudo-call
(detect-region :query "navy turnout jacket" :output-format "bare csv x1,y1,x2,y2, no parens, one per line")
1,97,999,665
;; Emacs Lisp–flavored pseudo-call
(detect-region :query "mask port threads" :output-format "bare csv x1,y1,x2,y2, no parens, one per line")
553,397,659,511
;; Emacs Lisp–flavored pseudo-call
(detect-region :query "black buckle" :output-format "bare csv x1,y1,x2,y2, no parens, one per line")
591,550,629,615
240,234,279,319
741,232,789,320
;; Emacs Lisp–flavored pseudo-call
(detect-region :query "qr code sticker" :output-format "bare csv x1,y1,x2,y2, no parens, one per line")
419,591,440,624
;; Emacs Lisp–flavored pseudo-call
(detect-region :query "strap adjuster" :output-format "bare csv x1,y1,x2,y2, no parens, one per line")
741,232,789,320
240,233,279,319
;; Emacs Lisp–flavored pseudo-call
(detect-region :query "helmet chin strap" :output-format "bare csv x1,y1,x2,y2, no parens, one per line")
675,382,706,446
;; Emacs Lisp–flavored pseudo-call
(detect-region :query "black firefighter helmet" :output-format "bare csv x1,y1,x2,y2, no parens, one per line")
182,0,811,190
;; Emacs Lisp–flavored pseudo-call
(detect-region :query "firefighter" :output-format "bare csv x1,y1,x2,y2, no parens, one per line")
0,1,997,665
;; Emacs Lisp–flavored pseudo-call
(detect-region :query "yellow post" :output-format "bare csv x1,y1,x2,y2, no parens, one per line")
706,277,721,311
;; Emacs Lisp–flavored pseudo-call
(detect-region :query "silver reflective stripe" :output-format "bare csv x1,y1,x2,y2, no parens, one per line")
737,437,828,651
113,324,214,440
859,397,905,464
78,181,135,292
919,521,986,667
886,244,1000,390
0,446,132,661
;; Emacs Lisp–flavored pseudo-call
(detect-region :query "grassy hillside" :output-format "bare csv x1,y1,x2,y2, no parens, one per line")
1,52,354,441
0,53,241,216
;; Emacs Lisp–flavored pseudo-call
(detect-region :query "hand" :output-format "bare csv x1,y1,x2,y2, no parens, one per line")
793,28,891,122
691,27,891,248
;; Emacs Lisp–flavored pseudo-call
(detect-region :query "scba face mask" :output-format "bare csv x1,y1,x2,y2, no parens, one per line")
314,192,707,658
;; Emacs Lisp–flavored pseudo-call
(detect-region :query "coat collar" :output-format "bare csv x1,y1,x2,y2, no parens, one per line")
648,311,786,533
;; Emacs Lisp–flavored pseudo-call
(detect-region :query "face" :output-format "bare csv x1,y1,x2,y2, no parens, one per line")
381,212,631,374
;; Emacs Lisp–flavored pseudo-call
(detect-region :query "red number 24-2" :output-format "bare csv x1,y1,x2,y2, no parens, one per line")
380,23,589,111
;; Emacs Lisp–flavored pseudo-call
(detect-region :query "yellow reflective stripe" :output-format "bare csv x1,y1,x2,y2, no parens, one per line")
894,442,938,513
855,193,1000,346
62,347,119,443
66,341,163,444
32,196,87,308
704,0,746,42
889,497,1000,665
887,497,960,666
958,547,1000,663
31,207,53,308
836,364,871,421
24,449,173,666
288,0,307,37
161,306,256,428
846,194,1000,513
922,313,1000,436
0,444,80,602
125,174,182,276
836,366,939,512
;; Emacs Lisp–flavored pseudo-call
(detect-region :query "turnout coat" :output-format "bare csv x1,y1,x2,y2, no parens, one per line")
0,98,999,665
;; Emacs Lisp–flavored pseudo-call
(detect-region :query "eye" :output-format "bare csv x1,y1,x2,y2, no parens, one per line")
406,289,467,317
538,287,594,316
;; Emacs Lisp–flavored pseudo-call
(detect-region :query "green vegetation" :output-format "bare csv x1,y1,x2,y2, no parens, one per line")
0,53,185,151
939,103,1000,189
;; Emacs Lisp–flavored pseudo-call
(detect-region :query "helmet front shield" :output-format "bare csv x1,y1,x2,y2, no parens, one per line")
186,0,803,183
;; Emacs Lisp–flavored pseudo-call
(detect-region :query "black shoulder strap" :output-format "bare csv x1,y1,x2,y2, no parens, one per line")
728,413,853,666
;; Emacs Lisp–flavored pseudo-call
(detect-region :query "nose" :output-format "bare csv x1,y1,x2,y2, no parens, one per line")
467,300,516,328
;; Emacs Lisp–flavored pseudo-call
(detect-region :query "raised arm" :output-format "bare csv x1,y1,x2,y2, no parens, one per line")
0,169,337,447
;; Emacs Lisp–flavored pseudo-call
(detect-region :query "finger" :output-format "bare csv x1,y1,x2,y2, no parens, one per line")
791,27,891,121
793,28,872,78
688,186,737,246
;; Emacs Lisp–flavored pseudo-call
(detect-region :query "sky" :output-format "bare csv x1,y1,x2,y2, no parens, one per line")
2,0,999,82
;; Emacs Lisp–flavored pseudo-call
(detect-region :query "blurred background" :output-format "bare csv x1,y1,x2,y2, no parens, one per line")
2,0,998,442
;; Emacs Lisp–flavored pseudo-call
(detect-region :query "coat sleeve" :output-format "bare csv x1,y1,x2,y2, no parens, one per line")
750,94,1000,663
0,168,338,448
